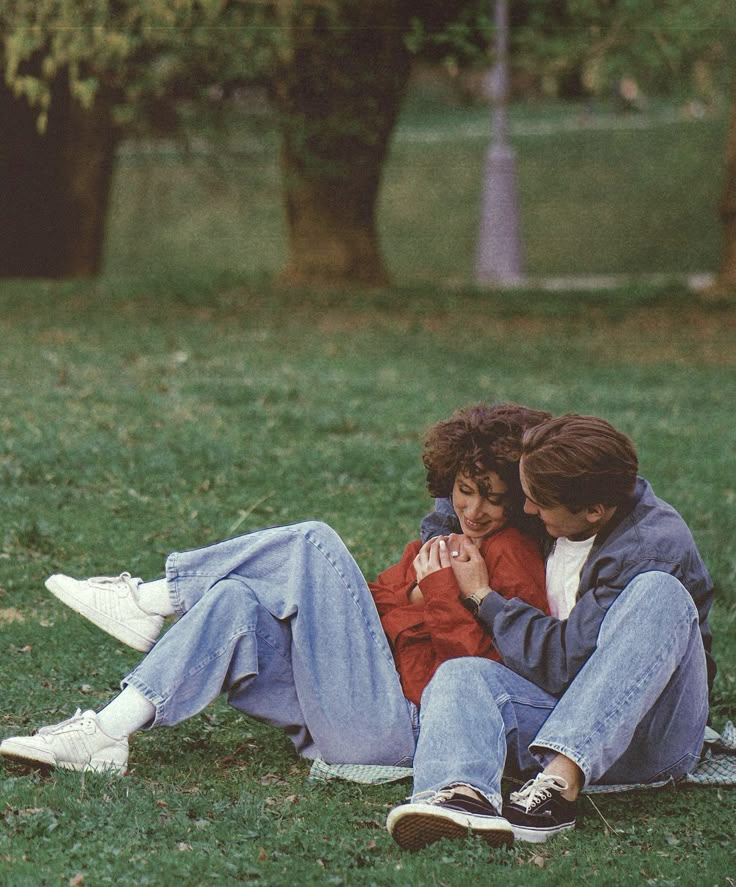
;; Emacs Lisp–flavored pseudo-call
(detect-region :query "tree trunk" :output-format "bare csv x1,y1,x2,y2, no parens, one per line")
273,2,416,287
716,79,736,292
0,75,119,278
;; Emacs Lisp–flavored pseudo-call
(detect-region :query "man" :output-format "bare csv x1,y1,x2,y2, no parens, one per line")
388,413,714,850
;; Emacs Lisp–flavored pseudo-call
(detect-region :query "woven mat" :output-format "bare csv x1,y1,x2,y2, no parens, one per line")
308,721,736,792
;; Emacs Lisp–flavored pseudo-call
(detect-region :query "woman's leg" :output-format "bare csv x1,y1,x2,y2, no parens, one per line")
127,521,416,764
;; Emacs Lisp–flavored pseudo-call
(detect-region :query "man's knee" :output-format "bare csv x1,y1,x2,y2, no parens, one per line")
622,571,696,616
600,571,697,642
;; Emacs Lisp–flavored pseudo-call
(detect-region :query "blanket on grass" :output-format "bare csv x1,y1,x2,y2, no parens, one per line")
308,721,736,793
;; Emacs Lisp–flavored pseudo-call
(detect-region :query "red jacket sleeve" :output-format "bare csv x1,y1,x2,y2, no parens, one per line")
369,540,424,646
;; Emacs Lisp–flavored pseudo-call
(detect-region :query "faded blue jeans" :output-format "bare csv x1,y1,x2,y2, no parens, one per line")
412,571,709,812
123,521,417,765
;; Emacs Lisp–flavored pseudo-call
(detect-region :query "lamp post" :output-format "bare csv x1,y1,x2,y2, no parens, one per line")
475,0,523,285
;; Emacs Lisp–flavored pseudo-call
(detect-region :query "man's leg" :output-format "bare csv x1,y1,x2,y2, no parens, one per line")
387,658,556,849
531,572,708,784
504,572,708,842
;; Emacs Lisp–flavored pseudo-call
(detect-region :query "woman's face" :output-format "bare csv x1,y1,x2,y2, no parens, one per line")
451,470,509,544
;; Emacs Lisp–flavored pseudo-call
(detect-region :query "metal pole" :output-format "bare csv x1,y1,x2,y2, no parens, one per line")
475,0,524,285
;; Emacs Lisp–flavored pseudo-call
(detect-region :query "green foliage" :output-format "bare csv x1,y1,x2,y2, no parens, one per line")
512,0,734,96
407,0,736,99
5,0,735,130
0,0,288,130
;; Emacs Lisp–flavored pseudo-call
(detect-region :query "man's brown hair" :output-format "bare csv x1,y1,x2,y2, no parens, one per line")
521,415,638,512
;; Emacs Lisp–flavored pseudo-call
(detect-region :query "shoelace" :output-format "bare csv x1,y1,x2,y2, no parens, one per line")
89,572,140,598
509,774,569,812
408,786,470,806
37,708,86,735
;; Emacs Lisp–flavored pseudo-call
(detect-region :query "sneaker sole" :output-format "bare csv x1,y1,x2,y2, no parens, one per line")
45,576,156,653
510,822,576,843
0,739,127,775
387,806,514,851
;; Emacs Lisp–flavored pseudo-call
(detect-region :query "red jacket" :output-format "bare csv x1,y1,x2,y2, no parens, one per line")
369,528,547,705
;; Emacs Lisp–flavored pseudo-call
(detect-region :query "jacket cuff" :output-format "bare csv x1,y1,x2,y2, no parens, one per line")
417,567,456,601
477,590,506,628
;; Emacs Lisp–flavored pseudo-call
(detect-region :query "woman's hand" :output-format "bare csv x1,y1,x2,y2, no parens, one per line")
449,536,492,601
413,537,452,584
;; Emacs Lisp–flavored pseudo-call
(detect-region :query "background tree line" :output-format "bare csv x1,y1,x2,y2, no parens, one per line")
1,0,735,288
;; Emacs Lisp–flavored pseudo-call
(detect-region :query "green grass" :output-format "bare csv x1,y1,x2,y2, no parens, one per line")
104,98,728,284
0,275,735,884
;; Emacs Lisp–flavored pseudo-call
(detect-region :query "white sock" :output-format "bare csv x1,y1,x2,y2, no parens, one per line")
137,578,175,617
96,685,156,740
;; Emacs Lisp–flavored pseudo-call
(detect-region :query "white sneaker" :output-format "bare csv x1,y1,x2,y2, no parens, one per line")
0,709,128,773
45,572,164,652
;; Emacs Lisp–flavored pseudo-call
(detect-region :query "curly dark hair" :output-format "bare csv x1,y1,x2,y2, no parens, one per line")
423,402,552,530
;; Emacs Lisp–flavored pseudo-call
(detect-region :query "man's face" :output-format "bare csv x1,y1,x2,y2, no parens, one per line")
519,459,598,541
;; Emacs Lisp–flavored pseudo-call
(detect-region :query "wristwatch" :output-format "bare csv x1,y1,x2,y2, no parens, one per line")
462,589,489,617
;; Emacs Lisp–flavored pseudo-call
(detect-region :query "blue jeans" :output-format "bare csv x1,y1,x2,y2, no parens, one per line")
412,571,709,813
123,521,416,765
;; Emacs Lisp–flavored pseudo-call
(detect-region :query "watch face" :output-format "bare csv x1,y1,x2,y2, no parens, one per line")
463,596,479,616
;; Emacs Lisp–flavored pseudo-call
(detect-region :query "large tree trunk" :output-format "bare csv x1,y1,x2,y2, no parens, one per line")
0,75,119,278
273,2,416,287
716,80,736,293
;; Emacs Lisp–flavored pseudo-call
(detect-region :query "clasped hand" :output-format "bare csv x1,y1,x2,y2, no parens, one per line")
412,534,490,602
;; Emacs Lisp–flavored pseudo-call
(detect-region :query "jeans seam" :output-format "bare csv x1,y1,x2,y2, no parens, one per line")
303,529,396,671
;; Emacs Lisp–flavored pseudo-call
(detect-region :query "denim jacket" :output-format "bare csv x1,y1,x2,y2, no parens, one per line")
422,477,716,698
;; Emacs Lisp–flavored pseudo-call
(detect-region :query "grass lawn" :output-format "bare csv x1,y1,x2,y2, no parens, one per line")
0,273,735,884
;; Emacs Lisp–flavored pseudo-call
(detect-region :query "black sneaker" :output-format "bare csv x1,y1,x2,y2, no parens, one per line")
503,773,577,843
387,787,514,851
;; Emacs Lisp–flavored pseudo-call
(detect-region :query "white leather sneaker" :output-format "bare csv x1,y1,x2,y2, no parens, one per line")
0,709,128,773
45,572,164,652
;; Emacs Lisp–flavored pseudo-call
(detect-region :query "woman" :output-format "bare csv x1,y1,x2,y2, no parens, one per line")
371,404,548,705
0,403,549,775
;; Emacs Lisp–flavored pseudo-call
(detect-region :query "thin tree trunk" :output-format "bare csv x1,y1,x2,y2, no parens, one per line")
273,2,415,287
717,79,736,292
0,75,119,278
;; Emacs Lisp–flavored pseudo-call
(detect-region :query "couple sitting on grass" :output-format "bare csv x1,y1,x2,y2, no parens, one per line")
1,403,716,851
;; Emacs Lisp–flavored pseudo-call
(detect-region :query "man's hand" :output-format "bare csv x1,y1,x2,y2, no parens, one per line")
449,536,492,602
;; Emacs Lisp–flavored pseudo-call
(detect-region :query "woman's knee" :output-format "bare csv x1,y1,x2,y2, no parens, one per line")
295,520,340,545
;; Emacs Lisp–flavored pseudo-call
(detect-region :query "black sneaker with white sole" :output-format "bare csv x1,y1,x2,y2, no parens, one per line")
387,787,514,851
503,773,577,843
